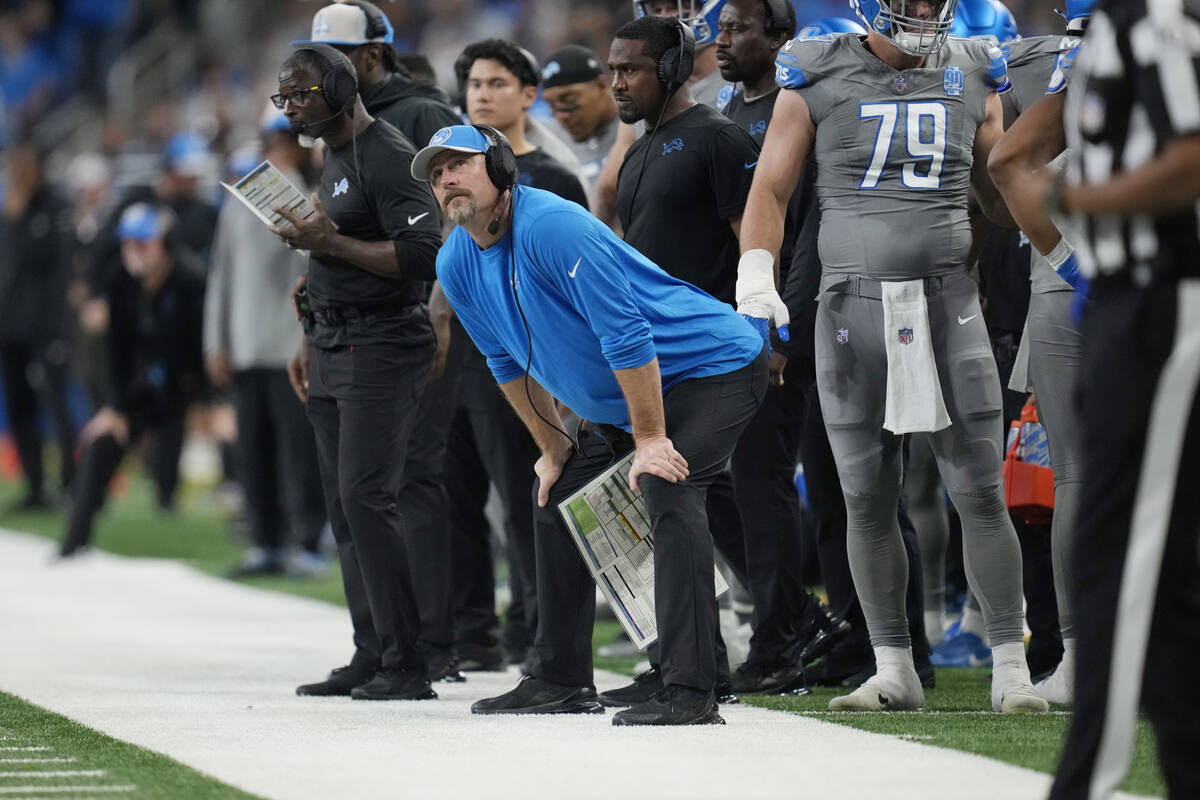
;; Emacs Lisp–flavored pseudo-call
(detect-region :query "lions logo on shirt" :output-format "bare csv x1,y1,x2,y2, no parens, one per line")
662,138,685,155
944,65,965,96
332,177,349,197
716,84,734,114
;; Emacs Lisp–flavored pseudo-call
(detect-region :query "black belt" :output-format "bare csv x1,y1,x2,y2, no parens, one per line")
310,302,412,326
826,273,957,300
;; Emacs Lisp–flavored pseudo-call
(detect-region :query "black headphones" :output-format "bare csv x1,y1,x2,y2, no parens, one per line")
762,0,792,33
340,0,392,42
471,124,520,191
296,43,358,116
657,17,696,89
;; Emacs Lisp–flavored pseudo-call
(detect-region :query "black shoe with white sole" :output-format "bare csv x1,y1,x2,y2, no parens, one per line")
611,685,725,726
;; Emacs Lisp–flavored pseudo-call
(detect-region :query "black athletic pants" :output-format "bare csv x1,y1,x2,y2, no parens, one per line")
60,406,186,553
446,335,540,655
729,359,810,660
306,340,430,672
0,339,76,496
397,329,466,658
1050,281,1200,800
532,351,767,692
233,369,324,552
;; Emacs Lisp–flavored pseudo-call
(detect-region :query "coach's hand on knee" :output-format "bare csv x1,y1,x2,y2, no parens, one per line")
287,338,311,404
628,436,689,493
535,440,574,508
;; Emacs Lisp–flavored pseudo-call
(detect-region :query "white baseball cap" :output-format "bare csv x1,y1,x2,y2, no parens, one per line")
292,2,394,47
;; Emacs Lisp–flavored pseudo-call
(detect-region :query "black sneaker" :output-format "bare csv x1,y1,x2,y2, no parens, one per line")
729,658,808,695
470,675,604,715
807,638,874,687
456,641,506,672
296,664,375,697
425,650,467,683
611,685,725,726
350,667,438,701
715,679,742,705
597,667,662,708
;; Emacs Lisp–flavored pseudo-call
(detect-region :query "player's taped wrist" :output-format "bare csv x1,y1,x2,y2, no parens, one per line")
1045,238,1088,296
736,249,790,340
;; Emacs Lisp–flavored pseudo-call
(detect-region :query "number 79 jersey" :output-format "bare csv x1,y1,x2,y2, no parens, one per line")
776,34,1008,280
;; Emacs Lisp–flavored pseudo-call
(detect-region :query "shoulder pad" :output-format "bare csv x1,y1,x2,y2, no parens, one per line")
1047,38,1081,95
775,36,833,90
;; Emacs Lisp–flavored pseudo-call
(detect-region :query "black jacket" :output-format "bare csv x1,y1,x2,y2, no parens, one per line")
105,264,206,421
0,187,73,343
361,72,460,151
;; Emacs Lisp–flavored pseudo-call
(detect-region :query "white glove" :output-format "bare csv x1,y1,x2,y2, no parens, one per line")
736,249,790,352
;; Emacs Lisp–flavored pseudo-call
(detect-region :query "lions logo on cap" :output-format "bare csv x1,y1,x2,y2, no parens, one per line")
430,128,453,146
313,9,331,36
542,61,561,81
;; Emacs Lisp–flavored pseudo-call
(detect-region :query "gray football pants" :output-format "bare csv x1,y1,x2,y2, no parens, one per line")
815,271,1025,649
1025,289,1083,640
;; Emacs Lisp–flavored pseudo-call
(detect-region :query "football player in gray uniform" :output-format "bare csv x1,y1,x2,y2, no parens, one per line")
987,0,1094,706
738,0,1047,713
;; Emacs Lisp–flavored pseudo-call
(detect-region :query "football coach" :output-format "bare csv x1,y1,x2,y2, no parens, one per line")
411,124,767,726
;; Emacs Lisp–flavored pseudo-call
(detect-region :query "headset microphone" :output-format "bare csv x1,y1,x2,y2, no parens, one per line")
292,108,345,134
486,188,512,235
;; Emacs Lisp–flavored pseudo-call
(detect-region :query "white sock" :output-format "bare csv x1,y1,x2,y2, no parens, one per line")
925,611,947,646
960,604,987,641
874,645,916,678
991,642,1032,683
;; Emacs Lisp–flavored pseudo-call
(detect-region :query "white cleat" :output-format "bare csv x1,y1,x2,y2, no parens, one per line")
829,673,924,711
1034,668,1073,706
994,681,1049,714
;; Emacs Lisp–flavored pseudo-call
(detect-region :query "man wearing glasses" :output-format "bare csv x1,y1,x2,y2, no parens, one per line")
294,1,459,150
269,45,445,701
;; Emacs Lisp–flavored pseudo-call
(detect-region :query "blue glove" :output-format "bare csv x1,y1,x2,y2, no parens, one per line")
741,314,789,358
1054,252,1090,297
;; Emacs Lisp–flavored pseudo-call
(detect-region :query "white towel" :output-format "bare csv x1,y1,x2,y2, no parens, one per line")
881,280,951,434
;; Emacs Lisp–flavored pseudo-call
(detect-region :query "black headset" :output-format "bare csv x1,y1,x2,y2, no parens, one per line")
472,124,520,191
340,0,392,42
762,0,792,33
296,43,358,116
656,17,696,89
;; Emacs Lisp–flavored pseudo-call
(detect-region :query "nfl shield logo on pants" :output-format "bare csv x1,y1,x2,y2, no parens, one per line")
899,328,914,345
836,328,849,345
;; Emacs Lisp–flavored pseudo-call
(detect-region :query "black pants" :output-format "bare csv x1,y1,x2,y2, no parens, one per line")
446,337,540,654
729,359,810,659
60,405,186,553
233,369,324,552
397,332,465,656
0,339,76,496
800,379,929,659
1050,282,1200,800
532,351,767,691
306,341,430,672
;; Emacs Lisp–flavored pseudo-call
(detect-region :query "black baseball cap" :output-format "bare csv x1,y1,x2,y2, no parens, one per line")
540,45,604,90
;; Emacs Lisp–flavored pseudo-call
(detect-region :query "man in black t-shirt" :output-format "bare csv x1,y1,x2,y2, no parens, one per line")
444,38,591,672
271,45,443,702
600,13,761,709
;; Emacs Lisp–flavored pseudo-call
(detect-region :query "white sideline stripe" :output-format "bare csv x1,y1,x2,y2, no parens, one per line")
0,788,135,795
0,762,75,765
0,772,105,778
0,751,47,754
0,530,1159,800
1091,280,1200,800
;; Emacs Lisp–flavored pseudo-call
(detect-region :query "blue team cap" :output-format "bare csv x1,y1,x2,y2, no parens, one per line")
164,131,211,177
410,125,491,182
117,203,171,242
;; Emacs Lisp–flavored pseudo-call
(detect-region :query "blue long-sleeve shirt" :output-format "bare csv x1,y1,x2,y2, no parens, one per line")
436,186,763,430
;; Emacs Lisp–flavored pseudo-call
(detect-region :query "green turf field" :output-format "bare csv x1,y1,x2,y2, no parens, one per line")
0,691,261,799
0,474,1168,797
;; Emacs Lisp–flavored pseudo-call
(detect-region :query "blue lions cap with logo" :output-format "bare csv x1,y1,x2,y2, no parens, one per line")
117,203,170,242
410,125,492,182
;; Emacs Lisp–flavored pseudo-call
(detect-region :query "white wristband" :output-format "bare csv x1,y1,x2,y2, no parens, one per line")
1045,237,1073,270
738,248,774,277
